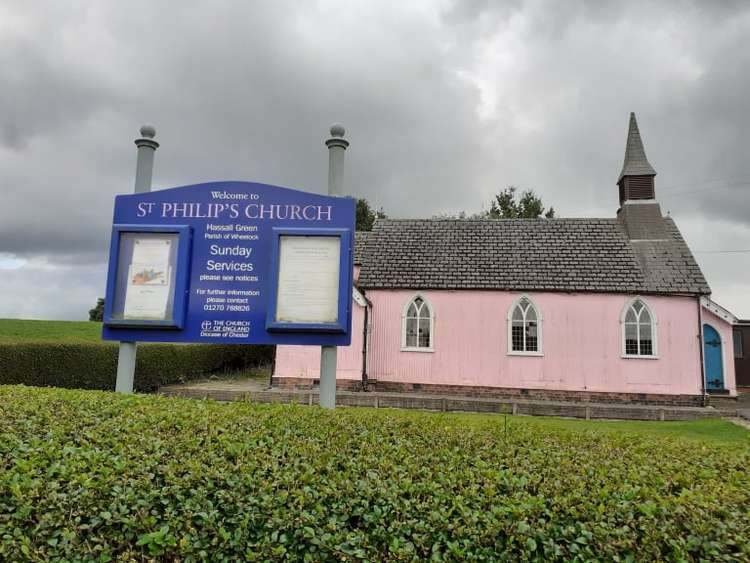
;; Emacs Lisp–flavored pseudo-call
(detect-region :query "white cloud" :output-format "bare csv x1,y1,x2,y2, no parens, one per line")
0,254,26,270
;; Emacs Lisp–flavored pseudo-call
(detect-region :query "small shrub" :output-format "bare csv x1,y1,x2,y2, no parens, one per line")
0,342,274,391
0,386,747,561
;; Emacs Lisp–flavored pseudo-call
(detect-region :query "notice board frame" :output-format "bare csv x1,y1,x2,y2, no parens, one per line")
266,227,352,333
103,224,193,329
100,181,356,346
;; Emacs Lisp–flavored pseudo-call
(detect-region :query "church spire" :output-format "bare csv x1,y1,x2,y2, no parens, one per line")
618,112,656,181
617,112,656,205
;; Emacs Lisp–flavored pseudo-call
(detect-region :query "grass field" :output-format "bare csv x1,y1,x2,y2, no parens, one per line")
0,318,102,343
0,385,747,561
506,413,749,444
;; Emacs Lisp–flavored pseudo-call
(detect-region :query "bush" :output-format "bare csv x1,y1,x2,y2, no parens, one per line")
0,386,748,561
0,342,273,392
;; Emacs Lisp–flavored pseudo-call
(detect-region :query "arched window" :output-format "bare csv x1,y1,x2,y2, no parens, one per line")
621,298,657,357
508,296,542,355
402,295,433,350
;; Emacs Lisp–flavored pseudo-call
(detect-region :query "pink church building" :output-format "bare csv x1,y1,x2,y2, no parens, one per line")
273,114,737,405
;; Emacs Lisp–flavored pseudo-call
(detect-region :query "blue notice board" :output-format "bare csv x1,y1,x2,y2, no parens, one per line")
102,181,355,346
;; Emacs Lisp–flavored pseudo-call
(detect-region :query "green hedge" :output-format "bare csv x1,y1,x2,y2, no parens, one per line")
0,386,748,561
0,342,274,392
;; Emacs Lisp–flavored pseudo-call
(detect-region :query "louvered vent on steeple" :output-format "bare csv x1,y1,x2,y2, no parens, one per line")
617,112,656,205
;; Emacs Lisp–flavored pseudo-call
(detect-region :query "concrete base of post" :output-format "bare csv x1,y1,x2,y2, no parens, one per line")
115,341,137,393
319,345,337,408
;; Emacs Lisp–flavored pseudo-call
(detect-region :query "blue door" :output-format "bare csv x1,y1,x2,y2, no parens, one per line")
703,324,724,391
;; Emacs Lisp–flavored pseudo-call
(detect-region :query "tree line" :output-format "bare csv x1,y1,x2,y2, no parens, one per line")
355,186,554,230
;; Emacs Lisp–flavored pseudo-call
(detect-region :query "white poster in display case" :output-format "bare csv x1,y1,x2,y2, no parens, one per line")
123,238,173,320
274,235,341,324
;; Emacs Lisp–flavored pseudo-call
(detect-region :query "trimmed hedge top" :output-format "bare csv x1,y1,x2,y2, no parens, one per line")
0,319,274,392
0,386,748,561
0,342,273,392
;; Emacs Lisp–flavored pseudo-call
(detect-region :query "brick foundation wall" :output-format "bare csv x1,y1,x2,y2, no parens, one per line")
272,377,364,391
707,395,739,408
271,377,704,407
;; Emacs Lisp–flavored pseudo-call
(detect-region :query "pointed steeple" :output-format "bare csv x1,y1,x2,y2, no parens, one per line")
617,112,656,205
618,112,656,182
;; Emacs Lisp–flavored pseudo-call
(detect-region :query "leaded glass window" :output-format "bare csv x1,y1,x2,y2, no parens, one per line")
404,296,432,349
509,297,540,353
623,299,655,356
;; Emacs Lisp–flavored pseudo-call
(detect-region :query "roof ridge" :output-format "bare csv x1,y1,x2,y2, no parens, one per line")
375,217,618,223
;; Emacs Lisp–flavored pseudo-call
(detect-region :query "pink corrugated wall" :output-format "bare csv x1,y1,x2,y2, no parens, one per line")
274,295,365,381
275,289,737,396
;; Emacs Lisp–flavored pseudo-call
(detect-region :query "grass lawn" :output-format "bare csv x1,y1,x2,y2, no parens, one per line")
504,413,750,444
0,318,102,343
0,385,747,561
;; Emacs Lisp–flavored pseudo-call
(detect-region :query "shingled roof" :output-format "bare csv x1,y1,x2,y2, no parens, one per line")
357,217,709,295
354,231,370,265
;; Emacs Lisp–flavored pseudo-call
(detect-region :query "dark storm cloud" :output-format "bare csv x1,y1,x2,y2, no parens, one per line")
0,46,116,150
1,0,749,319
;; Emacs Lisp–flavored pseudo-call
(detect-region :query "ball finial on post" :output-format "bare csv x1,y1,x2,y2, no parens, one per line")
135,124,159,151
325,123,349,152
329,123,345,138
139,125,156,139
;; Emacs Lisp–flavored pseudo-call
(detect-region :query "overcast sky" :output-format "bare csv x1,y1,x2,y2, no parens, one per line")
1,0,749,320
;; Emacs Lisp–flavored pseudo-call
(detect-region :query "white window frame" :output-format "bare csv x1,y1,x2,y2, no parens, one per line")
507,295,543,357
620,297,659,359
401,293,434,352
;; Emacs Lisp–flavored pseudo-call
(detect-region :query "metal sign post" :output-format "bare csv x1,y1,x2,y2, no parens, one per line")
319,124,349,409
115,126,159,393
